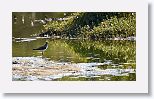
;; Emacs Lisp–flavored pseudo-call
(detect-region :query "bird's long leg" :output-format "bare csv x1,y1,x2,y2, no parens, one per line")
42,51,43,56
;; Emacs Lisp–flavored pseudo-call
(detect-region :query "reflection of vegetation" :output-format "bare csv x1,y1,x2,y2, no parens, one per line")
55,73,136,81
67,40,136,63
98,63,136,69
44,12,136,39
111,73,136,81
13,39,135,64
47,39,87,62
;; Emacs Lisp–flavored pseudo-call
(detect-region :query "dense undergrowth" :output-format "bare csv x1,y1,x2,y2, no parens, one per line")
43,12,136,39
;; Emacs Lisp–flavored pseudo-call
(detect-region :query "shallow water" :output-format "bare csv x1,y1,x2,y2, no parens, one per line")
12,39,136,81
12,12,136,81
12,57,136,81
12,38,135,63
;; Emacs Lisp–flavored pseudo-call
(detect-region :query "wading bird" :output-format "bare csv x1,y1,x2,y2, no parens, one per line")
33,42,48,56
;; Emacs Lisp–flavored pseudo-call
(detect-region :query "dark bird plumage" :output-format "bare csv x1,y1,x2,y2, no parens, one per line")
33,42,48,55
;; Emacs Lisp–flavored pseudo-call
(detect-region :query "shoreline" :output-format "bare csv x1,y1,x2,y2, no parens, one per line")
12,57,136,81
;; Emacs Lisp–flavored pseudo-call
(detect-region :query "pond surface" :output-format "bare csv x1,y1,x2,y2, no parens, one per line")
12,12,136,81
12,38,136,81
13,39,135,64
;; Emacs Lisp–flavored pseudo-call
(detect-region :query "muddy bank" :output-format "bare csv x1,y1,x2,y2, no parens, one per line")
12,57,135,81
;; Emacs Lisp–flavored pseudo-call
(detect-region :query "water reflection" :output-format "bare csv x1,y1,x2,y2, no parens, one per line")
12,38,136,81
12,12,136,81
13,38,135,63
